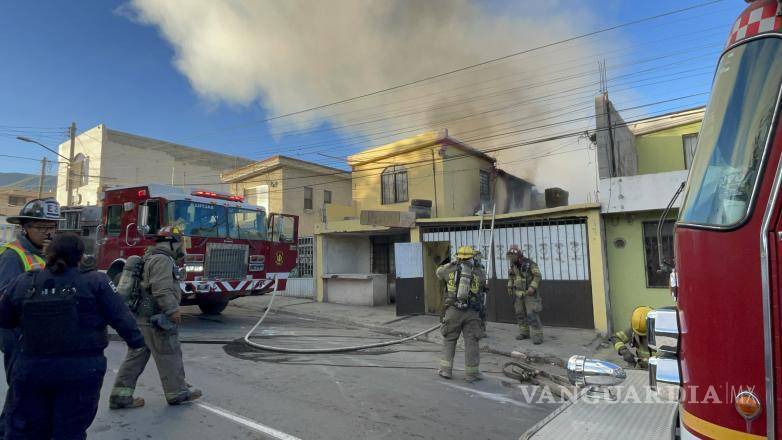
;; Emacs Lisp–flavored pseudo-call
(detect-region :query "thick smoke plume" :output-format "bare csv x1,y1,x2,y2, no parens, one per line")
123,0,610,202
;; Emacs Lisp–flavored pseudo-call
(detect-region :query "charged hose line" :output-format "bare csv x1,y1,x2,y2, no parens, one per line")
242,290,441,354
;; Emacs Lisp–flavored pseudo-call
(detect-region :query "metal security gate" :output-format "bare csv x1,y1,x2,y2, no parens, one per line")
283,236,314,298
421,217,594,329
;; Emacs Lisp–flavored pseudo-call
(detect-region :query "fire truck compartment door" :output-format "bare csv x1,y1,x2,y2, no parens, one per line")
520,370,677,440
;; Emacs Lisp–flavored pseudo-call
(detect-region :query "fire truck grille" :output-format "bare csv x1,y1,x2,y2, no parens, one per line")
205,243,249,280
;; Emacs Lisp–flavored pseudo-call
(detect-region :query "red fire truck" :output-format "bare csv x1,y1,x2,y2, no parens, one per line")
524,2,782,439
647,1,782,438
62,184,298,315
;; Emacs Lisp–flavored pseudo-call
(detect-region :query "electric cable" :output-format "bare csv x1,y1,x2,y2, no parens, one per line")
242,289,441,354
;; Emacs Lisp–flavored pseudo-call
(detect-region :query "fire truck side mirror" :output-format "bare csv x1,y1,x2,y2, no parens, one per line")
138,204,149,231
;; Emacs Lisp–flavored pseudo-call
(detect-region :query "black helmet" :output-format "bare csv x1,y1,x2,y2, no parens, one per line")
6,198,64,225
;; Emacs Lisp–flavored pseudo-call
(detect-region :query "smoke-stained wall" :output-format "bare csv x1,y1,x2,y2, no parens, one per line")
595,94,637,179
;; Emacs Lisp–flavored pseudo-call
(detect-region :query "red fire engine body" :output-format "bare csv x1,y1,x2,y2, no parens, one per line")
64,184,298,315
652,1,782,438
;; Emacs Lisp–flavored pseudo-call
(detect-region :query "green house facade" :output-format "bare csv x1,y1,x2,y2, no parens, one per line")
595,99,703,331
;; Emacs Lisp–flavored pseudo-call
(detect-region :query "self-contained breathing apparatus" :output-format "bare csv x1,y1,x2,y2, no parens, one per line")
448,262,485,312
117,255,144,313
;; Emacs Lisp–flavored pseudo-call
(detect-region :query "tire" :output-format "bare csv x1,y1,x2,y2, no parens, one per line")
198,300,229,315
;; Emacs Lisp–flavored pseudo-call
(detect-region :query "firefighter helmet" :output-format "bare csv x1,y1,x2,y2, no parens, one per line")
6,198,63,225
155,226,182,243
506,244,522,259
631,306,653,336
455,246,478,260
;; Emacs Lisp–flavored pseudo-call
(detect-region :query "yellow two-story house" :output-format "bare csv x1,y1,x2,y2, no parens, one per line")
316,129,538,306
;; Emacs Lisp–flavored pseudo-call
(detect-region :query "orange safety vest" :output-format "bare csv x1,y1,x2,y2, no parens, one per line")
0,241,45,271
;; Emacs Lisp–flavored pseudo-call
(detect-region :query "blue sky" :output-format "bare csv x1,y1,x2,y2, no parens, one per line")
0,1,744,177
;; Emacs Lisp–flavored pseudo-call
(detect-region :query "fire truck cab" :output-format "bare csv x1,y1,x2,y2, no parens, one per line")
65,184,298,315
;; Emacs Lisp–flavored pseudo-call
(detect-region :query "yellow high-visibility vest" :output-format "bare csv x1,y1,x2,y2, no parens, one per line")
0,241,45,271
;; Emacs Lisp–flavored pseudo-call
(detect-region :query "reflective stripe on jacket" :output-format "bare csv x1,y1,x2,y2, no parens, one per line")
446,271,480,294
0,241,45,272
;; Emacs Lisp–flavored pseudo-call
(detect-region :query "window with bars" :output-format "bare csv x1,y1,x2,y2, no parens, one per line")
479,170,491,204
324,190,332,204
7,196,26,206
682,133,698,169
642,220,675,288
304,187,313,210
381,165,408,205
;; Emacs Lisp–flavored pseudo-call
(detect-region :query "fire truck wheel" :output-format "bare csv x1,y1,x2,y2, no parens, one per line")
198,300,229,315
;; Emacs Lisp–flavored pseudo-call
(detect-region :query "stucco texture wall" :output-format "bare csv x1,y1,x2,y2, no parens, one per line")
351,143,492,218
352,146,440,213
280,167,351,237
635,121,701,175
57,125,104,206
604,210,676,331
442,150,492,217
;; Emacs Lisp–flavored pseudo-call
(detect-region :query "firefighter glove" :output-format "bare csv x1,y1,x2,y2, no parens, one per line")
619,346,636,364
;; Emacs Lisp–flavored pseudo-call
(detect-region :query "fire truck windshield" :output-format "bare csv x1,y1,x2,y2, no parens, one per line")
680,37,782,227
166,201,266,239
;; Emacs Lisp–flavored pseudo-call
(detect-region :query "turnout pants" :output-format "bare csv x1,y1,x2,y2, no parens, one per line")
439,307,483,377
6,355,106,440
514,294,543,343
110,322,189,404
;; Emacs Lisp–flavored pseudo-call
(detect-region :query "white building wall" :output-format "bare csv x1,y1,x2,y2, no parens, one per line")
57,125,104,206
57,125,252,206
598,170,689,214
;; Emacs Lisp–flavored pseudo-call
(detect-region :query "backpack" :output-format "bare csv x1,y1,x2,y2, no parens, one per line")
116,255,144,313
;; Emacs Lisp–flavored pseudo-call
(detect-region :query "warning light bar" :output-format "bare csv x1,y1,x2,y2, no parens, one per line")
191,190,244,203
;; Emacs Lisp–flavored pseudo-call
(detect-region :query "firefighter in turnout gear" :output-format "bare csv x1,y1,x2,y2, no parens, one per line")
0,198,62,436
611,306,655,369
506,245,543,344
109,226,202,409
0,234,144,439
436,246,486,382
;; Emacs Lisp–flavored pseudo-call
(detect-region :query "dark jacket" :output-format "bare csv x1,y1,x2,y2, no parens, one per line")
0,233,42,290
0,267,145,355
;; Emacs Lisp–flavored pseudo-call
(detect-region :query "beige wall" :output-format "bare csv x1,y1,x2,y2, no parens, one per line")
351,143,492,218
231,166,351,237
442,151,492,216
0,188,53,217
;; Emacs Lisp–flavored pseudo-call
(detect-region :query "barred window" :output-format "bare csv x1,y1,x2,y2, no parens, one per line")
381,165,408,205
642,220,675,288
304,187,313,210
479,170,491,204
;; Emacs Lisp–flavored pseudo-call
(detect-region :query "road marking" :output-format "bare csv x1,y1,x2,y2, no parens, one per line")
442,382,535,409
196,402,302,440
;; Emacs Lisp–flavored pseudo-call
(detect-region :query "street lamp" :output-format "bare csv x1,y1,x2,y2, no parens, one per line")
16,136,73,204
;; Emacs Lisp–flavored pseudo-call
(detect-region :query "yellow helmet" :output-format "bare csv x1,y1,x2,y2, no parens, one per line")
631,306,653,336
455,246,478,260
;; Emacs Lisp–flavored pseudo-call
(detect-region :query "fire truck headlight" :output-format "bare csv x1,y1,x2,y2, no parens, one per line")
185,264,204,273
566,355,626,387
647,307,679,354
648,356,681,401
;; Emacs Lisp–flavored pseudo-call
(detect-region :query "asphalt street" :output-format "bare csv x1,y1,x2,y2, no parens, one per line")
2,302,557,439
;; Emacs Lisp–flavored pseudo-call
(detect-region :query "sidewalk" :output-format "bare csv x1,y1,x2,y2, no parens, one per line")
232,295,619,382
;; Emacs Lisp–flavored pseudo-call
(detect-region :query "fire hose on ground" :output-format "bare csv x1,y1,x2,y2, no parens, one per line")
242,289,441,354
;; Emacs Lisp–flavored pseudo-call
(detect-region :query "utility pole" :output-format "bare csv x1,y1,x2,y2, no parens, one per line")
38,157,48,199
66,122,76,206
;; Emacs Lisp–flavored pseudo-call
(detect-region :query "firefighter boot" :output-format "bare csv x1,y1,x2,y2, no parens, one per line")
109,396,145,410
168,388,203,405
465,372,485,383
516,333,530,340
437,368,453,379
